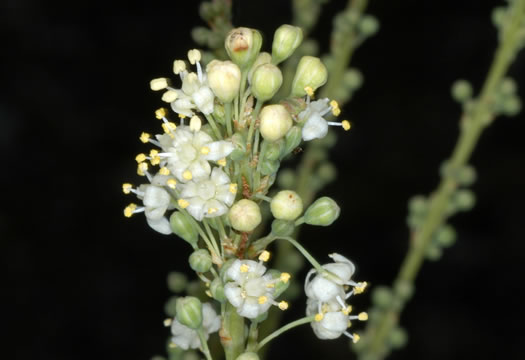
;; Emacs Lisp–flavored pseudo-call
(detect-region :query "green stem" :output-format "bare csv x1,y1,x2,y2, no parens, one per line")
225,101,233,137
203,219,221,259
273,236,324,274
246,320,259,352
205,113,223,140
256,315,316,351
221,302,245,360
246,100,263,152
197,327,213,360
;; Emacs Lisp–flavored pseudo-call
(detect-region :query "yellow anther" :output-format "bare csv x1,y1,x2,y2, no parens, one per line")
354,281,368,294
205,290,212,297
278,301,289,310
137,162,148,176
183,170,192,180
122,183,132,194
358,312,368,321
200,146,210,155
229,183,238,194
178,113,186,119
173,60,186,74
162,122,177,134
266,283,275,288
190,115,202,131
280,272,291,283
240,264,250,273
258,296,268,304
330,100,339,109
258,250,271,262
342,120,351,131
352,333,361,343
159,167,170,175
178,199,189,208
240,290,247,299
304,86,314,97
149,149,159,157
163,318,172,327
342,305,352,315
161,90,178,103
135,153,147,163
332,107,341,116
167,179,177,189
155,107,167,120
348,320,352,328
150,157,161,166
139,132,151,143
188,49,201,64
314,313,324,322
124,203,137,218
168,342,177,349
150,78,168,91
217,158,227,167
208,207,218,214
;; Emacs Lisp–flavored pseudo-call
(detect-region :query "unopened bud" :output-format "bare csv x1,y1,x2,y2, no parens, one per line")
259,104,292,142
304,197,340,226
260,158,281,176
272,24,303,65
210,277,226,302
265,140,283,161
225,27,262,69
291,56,328,97
167,272,188,293
206,60,241,103
248,52,272,83
271,219,295,237
251,64,283,101
189,249,213,273
229,199,262,232
283,126,302,156
236,352,260,360
170,212,199,245
451,79,473,102
271,190,303,221
175,296,203,329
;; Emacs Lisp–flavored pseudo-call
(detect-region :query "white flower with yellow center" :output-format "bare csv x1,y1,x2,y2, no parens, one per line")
298,93,350,141
178,167,236,221
158,126,234,183
224,255,290,319
169,303,221,350
170,49,215,117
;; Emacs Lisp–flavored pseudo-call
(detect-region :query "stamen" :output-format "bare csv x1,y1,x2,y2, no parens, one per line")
159,167,170,175
344,332,360,343
122,183,133,194
166,179,177,189
358,312,368,321
137,162,149,176
304,86,314,97
139,132,151,143
150,78,169,91
278,301,289,310
217,158,227,167
188,49,201,65
258,251,271,262
200,146,210,155
258,296,268,304
162,122,177,134
155,108,167,120
342,120,351,131
330,100,341,116
178,199,190,208
229,183,238,194
135,153,147,163
280,273,291,283
163,318,172,327
353,281,368,294
190,116,202,131
336,295,347,309
183,170,193,180
240,264,250,273
168,342,177,349
149,149,161,165
124,203,144,218
342,305,352,315
173,60,186,74
205,290,212,297
315,313,324,322
161,90,178,103
208,207,218,214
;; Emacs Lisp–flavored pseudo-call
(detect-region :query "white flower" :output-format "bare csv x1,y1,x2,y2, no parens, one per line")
224,258,289,319
157,126,234,183
142,184,172,235
170,303,221,350
178,167,236,221
298,98,350,141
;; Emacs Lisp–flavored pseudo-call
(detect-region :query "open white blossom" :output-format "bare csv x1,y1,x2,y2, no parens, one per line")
178,167,236,221
170,303,221,350
298,96,350,141
224,257,289,319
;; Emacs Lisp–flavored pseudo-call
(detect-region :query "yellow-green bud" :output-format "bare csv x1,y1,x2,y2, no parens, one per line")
188,249,212,273
271,219,295,237
236,353,260,360
271,190,303,221
260,158,280,176
304,196,340,226
291,56,328,97
175,296,203,329
451,79,472,102
248,52,272,83
225,27,262,69
259,104,292,142
265,140,283,161
170,212,199,245
210,277,226,302
283,126,302,156
167,272,188,293
272,24,303,65
206,60,241,103
229,199,262,232
251,64,283,101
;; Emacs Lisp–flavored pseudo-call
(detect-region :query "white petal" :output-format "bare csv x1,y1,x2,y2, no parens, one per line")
192,131,213,148
188,159,211,181
204,199,228,218
203,141,235,161
146,216,172,235
323,263,355,284
210,167,231,186
202,303,221,334
224,283,244,307
238,300,262,319
180,182,199,198
302,113,328,141
143,186,170,208
186,197,206,221
193,86,215,115
145,205,168,220
308,276,341,302
226,259,243,281
171,98,194,117
215,184,235,206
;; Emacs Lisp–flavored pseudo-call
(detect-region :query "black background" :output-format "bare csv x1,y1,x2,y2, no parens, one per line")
3,0,525,359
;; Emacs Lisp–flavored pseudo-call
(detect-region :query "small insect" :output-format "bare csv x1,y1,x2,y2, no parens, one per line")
292,147,303,155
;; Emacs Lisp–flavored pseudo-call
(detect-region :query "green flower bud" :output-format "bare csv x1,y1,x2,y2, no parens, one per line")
282,126,302,157
457,165,477,186
393,280,414,301
435,224,456,248
248,52,272,83
453,189,476,211
389,327,408,349
175,296,203,329
358,15,380,37
408,195,428,215
304,197,340,226
220,259,236,282
230,132,247,161
251,64,283,101
260,158,280,176
229,199,262,232
266,269,291,298
210,277,226,302
225,27,262,69
500,77,517,96
271,190,303,221
167,272,188,293
425,244,442,261
451,79,473,102
164,295,178,317
271,219,295,237
206,60,241,103
317,162,337,183
236,352,260,360
271,24,303,65
259,104,292,142
343,68,363,90
372,286,393,309
491,7,507,28
291,56,328,97
277,168,296,189
265,140,283,161
189,249,213,273
191,27,210,46
170,212,198,245
501,95,522,116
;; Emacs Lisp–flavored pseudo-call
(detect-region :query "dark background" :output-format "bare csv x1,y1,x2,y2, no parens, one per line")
3,0,525,359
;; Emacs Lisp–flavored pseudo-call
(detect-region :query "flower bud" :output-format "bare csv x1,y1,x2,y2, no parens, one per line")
251,64,283,101
265,140,283,161
259,104,293,142
435,224,456,248
283,126,302,156
206,60,241,103
272,24,303,65
451,79,473,102
170,212,199,245
236,352,260,360
229,199,262,232
304,196,340,226
189,249,213,273
248,52,272,83
277,168,296,189
260,158,280,176
291,56,328,97
271,219,295,237
167,272,188,293
271,190,303,221
210,277,226,302
225,27,262,69
175,296,203,329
